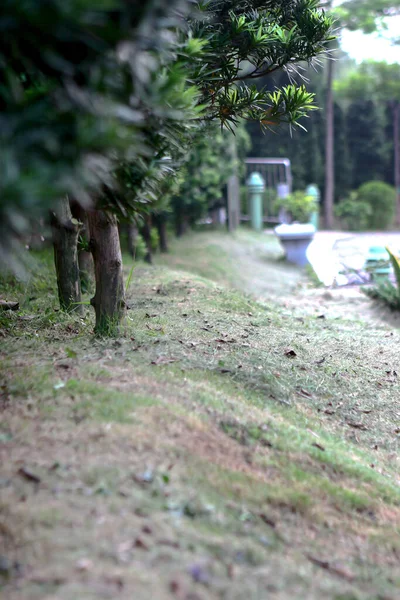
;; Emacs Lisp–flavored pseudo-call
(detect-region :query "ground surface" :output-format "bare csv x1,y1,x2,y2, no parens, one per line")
1,230,399,600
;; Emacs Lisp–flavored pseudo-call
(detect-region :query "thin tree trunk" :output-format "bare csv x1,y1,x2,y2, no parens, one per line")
176,213,189,237
87,209,125,335
324,56,335,230
70,202,94,293
141,215,153,264
127,223,139,258
51,197,82,313
155,215,168,253
394,102,400,226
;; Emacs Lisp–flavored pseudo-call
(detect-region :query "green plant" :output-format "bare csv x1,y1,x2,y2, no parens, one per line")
363,247,400,310
334,193,372,231
133,234,147,261
274,191,318,223
356,181,396,230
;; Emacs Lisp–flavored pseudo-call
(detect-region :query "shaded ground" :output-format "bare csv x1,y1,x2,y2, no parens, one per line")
1,232,399,600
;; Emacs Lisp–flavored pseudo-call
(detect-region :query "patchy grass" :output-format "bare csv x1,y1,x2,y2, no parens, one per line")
1,235,400,600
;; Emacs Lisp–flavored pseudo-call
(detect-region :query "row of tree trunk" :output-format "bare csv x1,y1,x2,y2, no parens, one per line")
51,198,170,334
51,198,125,334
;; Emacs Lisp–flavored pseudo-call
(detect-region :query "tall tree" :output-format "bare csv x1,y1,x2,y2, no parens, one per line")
321,0,400,228
346,98,387,189
335,60,400,221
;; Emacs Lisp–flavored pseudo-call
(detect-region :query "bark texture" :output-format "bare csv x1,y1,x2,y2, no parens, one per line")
324,57,335,230
87,209,126,335
51,197,82,313
70,202,94,292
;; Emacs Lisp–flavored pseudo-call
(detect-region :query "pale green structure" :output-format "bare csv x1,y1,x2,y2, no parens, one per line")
306,184,320,230
247,172,265,231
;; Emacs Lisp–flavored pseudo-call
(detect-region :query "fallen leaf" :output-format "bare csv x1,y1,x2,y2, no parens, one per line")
142,525,152,535
18,467,41,484
312,442,325,452
297,388,312,399
346,422,368,430
306,555,354,581
169,580,180,594
134,538,149,550
259,513,276,528
151,357,178,365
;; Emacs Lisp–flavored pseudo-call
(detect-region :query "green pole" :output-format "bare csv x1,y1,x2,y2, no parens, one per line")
247,172,265,231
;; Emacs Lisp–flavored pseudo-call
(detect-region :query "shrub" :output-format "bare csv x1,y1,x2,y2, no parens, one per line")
356,181,396,230
334,192,372,231
274,191,318,223
133,234,147,260
363,247,400,310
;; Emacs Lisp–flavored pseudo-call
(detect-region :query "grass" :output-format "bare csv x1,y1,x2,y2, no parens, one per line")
1,232,400,600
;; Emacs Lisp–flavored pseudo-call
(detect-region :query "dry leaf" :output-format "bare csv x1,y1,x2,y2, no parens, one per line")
297,388,312,398
312,442,325,452
151,357,178,366
346,422,368,430
18,467,41,484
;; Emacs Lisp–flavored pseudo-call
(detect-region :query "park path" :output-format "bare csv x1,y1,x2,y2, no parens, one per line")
308,231,400,286
227,229,400,327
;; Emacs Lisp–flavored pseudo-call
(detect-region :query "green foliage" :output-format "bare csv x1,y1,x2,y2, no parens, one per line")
171,125,238,229
1,0,335,269
335,1,400,35
0,0,198,267
334,193,372,231
274,191,318,223
132,233,148,261
191,0,334,130
364,281,400,310
356,181,396,230
363,246,400,310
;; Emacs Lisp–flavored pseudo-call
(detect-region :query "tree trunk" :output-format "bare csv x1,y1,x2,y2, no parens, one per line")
141,215,153,264
127,223,139,258
87,209,126,335
324,56,335,230
51,196,82,313
394,102,400,226
70,202,94,293
155,215,168,253
176,213,189,237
